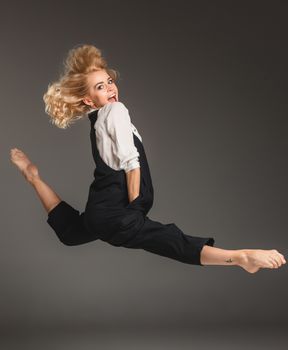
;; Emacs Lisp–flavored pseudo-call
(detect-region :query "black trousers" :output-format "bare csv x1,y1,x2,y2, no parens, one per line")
47,200,215,266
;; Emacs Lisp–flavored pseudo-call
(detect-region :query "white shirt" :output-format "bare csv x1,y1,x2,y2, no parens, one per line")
88,102,142,173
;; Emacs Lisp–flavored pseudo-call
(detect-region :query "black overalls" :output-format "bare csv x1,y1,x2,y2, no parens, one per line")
47,109,215,265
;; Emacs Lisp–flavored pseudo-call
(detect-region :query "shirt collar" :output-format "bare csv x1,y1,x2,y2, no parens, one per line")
87,108,99,123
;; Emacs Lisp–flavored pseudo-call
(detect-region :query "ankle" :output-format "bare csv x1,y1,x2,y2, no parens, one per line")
234,249,248,267
29,174,41,186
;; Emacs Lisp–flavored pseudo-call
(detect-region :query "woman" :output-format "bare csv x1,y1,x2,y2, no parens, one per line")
10,44,286,273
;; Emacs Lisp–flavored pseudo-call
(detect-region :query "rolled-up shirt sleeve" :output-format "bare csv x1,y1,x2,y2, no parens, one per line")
105,102,140,173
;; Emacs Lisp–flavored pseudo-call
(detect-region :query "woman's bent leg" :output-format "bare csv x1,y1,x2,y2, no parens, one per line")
10,148,99,246
47,201,100,246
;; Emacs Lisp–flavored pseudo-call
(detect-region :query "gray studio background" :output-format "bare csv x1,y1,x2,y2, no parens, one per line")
1,1,287,349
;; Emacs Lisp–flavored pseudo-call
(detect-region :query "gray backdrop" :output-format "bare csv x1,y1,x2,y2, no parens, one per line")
1,1,287,349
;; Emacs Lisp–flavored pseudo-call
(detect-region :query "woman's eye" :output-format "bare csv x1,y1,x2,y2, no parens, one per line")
97,80,113,90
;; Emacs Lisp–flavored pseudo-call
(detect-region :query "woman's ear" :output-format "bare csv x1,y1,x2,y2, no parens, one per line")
82,97,93,107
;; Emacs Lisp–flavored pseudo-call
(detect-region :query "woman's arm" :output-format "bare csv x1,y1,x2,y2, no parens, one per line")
126,167,140,202
105,102,141,202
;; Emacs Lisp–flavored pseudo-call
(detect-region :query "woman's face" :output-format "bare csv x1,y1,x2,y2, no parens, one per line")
83,69,119,109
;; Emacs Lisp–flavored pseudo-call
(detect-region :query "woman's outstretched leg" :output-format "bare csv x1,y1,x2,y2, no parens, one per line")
118,213,286,273
10,148,99,245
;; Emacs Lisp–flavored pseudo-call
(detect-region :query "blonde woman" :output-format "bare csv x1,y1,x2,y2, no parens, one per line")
10,44,286,273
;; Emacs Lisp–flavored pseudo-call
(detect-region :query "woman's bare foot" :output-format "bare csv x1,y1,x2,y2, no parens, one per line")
10,148,62,213
237,249,286,273
10,148,40,184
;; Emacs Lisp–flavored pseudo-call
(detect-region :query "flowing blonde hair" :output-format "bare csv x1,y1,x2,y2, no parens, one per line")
43,44,119,129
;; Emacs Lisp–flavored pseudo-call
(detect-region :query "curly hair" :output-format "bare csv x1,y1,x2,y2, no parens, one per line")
43,44,119,129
